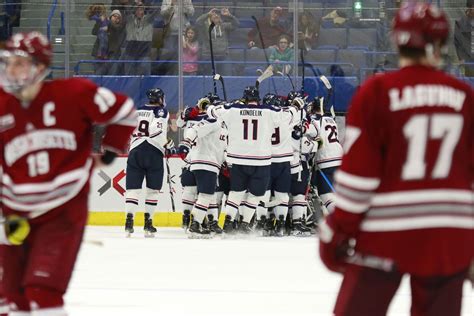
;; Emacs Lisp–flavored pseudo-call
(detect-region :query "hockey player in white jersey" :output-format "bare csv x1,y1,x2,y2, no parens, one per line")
308,98,342,213
255,93,300,236
124,88,172,237
180,98,227,238
207,86,300,234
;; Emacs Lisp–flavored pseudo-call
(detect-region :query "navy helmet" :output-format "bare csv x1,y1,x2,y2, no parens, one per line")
263,93,278,106
242,86,260,102
146,88,165,105
205,92,221,104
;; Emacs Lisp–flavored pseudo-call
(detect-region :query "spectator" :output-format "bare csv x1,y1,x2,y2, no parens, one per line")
269,34,293,75
121,2,160,75
87,4,109,60
297,11,319,51
91,9,126,75
111,0,133,16
1,0,21,41
454,0,474,76
160,0,194,51
183,25,199,75
196,7,239,76
248,7,290,49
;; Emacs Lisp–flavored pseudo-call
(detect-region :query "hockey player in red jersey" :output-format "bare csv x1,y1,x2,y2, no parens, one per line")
0,31,136,315
319,2,473,315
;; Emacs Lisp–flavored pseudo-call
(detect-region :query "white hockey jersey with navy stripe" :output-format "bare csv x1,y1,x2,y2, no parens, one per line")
129,105,169,154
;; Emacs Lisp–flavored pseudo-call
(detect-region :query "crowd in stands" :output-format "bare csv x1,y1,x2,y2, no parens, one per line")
79,0,472,78
0,0,21,44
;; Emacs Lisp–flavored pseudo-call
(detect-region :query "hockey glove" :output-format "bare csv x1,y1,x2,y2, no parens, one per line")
177,143,190,160
291,125,307,140
164,139,177,156
183,106,200,121
318,215,350,273
291,97,305,110
0,215,31,246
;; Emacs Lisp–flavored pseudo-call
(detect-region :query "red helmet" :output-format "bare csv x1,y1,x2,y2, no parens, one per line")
5,32,52,66
392,2,450,50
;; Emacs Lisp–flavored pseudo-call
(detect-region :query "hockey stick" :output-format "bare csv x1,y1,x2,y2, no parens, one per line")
213,74,227,101
208,22,218,96
255,65,274,89
165,156,176,212
345,251,397,273
251,16,278,94
320,75,333,111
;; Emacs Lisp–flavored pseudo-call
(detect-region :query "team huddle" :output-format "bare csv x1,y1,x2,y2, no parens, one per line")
124,85,342,239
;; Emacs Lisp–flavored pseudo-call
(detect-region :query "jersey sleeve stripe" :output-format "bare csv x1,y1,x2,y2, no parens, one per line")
335,170,380,191
360,215,474,232
371,189,473,206
335,193,370,214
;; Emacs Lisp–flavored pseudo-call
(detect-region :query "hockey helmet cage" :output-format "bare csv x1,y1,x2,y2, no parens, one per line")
287,90,304,102
242,86,260,102
3,32,52,67
392,2,449,50
147,88,165,105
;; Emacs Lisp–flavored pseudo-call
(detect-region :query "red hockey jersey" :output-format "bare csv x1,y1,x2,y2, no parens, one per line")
0,78,135,218
332,65,473,276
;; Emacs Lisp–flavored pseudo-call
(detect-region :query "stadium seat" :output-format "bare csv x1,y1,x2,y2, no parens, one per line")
234,2,265,19
316,28,347,49
337,49,367,76
244,48,270,75
228,27,252,49
347,28,377,51
228,48,245,76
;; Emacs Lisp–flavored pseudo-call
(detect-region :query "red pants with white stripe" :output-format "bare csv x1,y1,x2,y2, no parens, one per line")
334,264,468,316
0,189,88,310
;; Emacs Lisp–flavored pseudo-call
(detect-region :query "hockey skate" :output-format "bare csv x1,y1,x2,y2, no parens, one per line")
290,219,312,237
223,215,236,235
274,215,286,237
239,221,254,235
125,213,134,237
208,215,223,235
144,213,157,238
188,221,212,239
255,215,266,235
182,209,191,230
263,213,276,237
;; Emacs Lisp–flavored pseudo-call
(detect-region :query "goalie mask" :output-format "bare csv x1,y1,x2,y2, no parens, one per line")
0,32,52,93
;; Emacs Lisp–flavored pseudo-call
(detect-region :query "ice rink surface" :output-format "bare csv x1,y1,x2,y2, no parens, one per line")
65,226,474,316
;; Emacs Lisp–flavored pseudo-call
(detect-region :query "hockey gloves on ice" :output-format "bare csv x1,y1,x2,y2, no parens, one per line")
0,215,31,246
318,215,351,273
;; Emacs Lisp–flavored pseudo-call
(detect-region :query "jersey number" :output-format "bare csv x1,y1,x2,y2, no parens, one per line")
137,120,150,136
402,114,463,180
242,119,258,140
271,127,280,145
27,151,50,177
325,124,339,143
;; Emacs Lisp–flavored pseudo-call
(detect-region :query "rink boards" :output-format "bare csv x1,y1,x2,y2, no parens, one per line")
88,156,187,226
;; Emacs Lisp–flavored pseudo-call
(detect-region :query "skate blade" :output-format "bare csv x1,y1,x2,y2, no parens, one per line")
144,231,155,238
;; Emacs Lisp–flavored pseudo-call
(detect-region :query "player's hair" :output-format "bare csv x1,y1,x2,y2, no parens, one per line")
398,46,428,60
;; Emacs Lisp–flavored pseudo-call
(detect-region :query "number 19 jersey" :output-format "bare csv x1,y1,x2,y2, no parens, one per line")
129,105,169,154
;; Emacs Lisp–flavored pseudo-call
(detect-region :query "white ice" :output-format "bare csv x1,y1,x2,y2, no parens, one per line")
65,226,474,316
